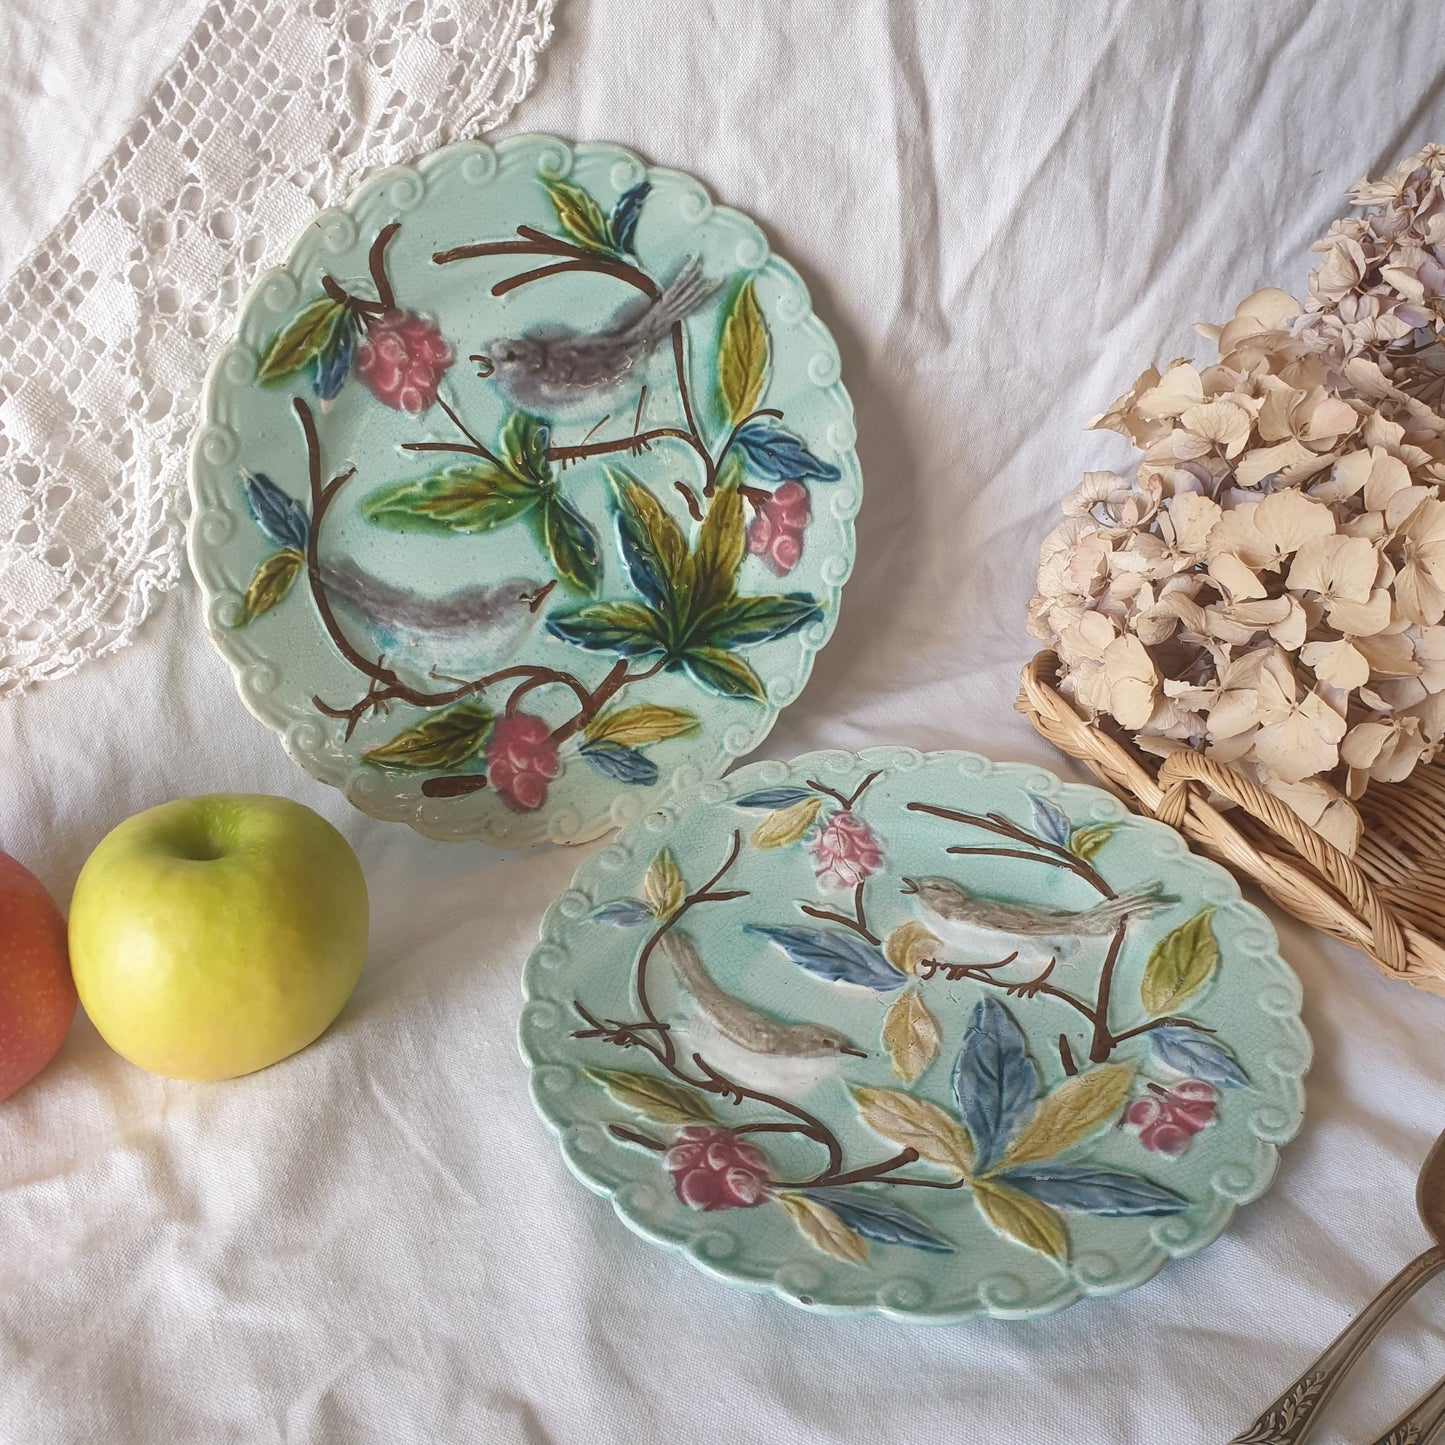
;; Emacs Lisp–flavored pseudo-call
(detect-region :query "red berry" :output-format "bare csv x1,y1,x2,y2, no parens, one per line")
356,310,453,413
485,714,561,813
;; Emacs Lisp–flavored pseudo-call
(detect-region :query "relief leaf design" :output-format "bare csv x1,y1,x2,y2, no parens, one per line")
971,1178,1068,1261
585,1068,715,1125
679,647,767,702
717,278,769,424
734,787,814,810
1067,823,1119,862
881,990,941,1084
952,998,1039,1173
590,899,654,927
578,739,658,786
538,491,602,595
237,549,304,624
1149,1025,1249,1088
745,926,900,992
850,1086,973,1176
242,471,310,551
1002,1063,1134,1167
1141,908,1219,1016
362,459,541,534
1027,793,1073,848
730,421,840,483
776,1191,868,1264
994,1163,1187,1217
256,296,349,387
749,796,823,849
883,921,942,977
644,849,686,921
609,181,650,256
795,1187,954,1254
361,700,493,771
584,704,700,748
542,176,614,254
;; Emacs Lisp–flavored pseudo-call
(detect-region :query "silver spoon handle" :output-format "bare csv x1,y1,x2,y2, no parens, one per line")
1369,1370,1445,1445
1230,1244,1445,1445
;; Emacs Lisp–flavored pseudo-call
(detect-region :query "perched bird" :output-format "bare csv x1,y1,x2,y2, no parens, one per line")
901,875,1174,970
476,256,718,409
318,556,548,688
658,928,866,1060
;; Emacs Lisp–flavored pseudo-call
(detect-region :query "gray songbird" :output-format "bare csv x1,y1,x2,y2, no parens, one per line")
477,256,718,409
658,929,866,1061
319,556,548,688
901,875,1174,970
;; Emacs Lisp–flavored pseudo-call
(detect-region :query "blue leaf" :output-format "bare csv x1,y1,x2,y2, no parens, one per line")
590,898,653,926
798,1187,953,1253
952,998,1038,1172
310,307,357,401
580,739,659,786
1149,1026,1249,1088
744,925,901,992
1027,793,1072,848
241,471,310,551
730,422,841,482
996,1164,1188,1217
609,181,651,255
734,787,814,809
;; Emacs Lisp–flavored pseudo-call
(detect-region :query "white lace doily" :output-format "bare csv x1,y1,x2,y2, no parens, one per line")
0,0,555,695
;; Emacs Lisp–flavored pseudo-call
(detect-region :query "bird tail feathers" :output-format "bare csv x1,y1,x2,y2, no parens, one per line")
631,256,719,343
1078,882,1176,932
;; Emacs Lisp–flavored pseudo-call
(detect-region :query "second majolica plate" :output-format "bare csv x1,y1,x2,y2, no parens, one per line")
188,135,860,844
520,748,1310,1321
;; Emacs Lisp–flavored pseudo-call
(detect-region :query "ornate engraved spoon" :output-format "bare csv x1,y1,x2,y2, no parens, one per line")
1231,1128,1445,1445
1367,1370,1445,1445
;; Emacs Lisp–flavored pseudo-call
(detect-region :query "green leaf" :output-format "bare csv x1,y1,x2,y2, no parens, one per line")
537,492,602,595
881,990,941,1085
500,412,552,483
542,176,614,253
1002,1064,1134,1168
236,548,304,624
362,461,541,534
584,704,700,747
545,601,669,657
972,1178,1068,1260
585,1068,714,1125
1067,824,1119,862
702,593,823,649
687,485,746,621
608,467,687,613
777,1192,869,1264
851,1085,973,1176
749,796,823,849
1140,908,1219,1017
716,279,769,423
643,849,686,919
256,297,348,386
679,646,766,701
361,701,494,772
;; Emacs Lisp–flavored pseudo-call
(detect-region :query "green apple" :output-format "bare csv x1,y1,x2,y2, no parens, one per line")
69,795,368,1081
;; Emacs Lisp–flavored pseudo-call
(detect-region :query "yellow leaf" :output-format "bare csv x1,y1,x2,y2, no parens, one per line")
750,796,823,849
1140,908,1219,1016
1003,1064,1134,1167
881,991,941,1084
542,176,612,252
883,921,942,976
717,279,770,423
777,1192,868,1264
584,704,701,748
972,1179,1068,1260
643,849,685,920
585,1068,714,1125
237,548,304,624
851,1086,972,1176
361,701,493,772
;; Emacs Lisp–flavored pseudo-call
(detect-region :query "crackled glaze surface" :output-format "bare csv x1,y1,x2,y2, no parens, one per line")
188,136,860,844
520,747,1310,1322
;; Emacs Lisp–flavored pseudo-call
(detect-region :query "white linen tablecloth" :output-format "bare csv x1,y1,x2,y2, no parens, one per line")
5,2,1445,1440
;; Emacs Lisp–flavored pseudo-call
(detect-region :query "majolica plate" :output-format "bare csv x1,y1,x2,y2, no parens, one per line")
520,748,1310,1322
188,135,860,844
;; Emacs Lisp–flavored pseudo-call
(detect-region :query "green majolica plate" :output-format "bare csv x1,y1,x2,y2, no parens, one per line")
188,136,859,844
520,748,1310,1321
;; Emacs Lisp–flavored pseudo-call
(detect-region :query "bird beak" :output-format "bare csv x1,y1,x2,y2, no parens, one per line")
838,1045,868,1058
469,353,495,379
899,877,918,895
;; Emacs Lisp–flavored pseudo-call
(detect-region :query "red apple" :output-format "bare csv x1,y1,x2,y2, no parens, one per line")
0,851,76,1100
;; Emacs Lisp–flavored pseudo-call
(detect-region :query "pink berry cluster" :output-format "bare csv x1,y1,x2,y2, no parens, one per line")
485,714,560,813
664,1126,772,1211
1122,1080,1219,1154
809,810,883,890
746,480,810,577
356,309,453,413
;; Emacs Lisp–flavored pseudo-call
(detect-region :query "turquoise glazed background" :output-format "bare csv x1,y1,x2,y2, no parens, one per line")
189,136,861,844
520,748,1311,1322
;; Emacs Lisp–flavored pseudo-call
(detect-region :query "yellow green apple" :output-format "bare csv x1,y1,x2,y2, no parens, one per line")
69,795,368,1081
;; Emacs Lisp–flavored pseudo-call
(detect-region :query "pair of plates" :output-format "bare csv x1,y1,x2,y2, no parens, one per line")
188,136,1308,1322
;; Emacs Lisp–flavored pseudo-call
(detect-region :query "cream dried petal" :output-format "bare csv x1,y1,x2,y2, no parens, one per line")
1310,448,1374,502
1255,490,1337,557
1100,635,1158,729
1363,450,1414,511
1180,399,1255,458
1137,363,1205,419
1304,395,1360,441
1235,438,1322,489
1327,587,1394,636
1208,552,1269,600
1355,631,1419,677
1415,626,1445,691
1062,471,1129,517
1251,691,1346,783
1301,638,1370,690
1160,492,1223,555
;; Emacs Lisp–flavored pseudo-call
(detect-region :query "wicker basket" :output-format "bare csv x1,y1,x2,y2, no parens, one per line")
1018,651,1445,994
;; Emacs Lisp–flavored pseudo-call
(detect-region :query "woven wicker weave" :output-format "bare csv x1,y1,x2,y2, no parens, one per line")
1018,650,1445,994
